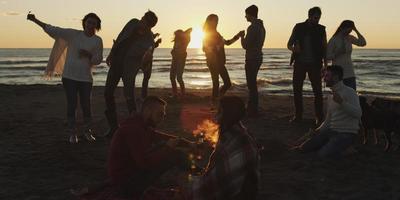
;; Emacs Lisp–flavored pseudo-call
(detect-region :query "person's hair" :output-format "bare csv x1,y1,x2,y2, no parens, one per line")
141,96,167,112
219,96,246,128
308,7,322,18
333,20,355,36
203,14,218,32
172,29,183,42
143,10,158,28
82,13,101,31
245,5,258,18
326,65,344,80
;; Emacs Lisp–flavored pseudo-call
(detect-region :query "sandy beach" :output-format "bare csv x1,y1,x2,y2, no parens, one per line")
0,84,399,200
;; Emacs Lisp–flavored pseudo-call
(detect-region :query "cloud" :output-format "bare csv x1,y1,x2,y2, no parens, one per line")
3,11,21,16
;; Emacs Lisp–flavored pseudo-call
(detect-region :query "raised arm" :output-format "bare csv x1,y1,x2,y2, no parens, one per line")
224,32,241,46
27,13,46,29
241,25,258,49
27,13,77,41
349,27,367,47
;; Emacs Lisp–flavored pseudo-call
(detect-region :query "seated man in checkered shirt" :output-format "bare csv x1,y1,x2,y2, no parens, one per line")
188,96,261,200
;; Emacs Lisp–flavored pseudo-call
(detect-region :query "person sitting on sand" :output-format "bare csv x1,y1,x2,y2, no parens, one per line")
170,28,192,98
297,65,362,158
74,96,195,199
27,12,103,144
184,96,260,199
104,11,158,137
203,14,243,105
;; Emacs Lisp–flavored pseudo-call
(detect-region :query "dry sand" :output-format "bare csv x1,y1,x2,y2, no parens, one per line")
0,84,399,200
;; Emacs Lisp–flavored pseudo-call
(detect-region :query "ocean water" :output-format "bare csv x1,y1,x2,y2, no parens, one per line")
0,48,399,97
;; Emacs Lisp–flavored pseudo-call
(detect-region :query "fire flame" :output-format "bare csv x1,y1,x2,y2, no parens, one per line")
192,119,219,147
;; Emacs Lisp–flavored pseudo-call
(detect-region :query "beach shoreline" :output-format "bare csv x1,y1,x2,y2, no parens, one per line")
0,84,399,199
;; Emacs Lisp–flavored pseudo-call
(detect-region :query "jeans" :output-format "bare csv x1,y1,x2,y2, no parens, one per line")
170,53,187,95
292,62,324,121
104,56,141,128
300,129,355,158
245,58,262,113
62,77,92,129
343,77,357,91
141,61,153,99
207,58,231,101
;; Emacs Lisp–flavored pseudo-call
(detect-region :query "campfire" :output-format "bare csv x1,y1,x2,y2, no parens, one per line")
187,119,220,180
192,119,219,148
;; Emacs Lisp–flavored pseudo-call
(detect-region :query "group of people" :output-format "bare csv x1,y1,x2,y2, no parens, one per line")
27,4,367,199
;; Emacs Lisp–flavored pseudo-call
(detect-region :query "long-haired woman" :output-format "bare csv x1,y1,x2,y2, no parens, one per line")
202,14,242,105
327,20,366,90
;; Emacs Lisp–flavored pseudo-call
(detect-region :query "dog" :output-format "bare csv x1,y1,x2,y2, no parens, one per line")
359,96,399,151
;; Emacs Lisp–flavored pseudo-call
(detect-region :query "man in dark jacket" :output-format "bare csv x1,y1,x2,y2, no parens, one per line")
240,5,266,117
287,7,327,126
104,11,158,136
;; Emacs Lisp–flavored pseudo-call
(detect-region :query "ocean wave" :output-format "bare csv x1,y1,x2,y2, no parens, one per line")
353,59,400,64
358,71,399,77
0,60,48,65
185,68,210,73
0,66,46,70
0,74,42,78
257,78,292,86
153,58,207,62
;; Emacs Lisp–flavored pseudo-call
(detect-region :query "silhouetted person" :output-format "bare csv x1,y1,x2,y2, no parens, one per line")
327,20,366,90
298,65,361,158
104,11,158,136
170,28,192,97
184,96,260,199
239,5,266,117
203,14,242,105
287,7,327,126
73,96,194,199
27,12,103,143
141,33,162,99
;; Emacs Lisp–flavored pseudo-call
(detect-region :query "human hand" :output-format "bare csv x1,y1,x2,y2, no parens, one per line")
27,11,36,21
333,91,343,104
352,24,358,32
106,54,112,67
154,33,160,38
155,38,162,45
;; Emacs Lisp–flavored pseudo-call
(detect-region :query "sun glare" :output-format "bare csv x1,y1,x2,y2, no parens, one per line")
188,26,204,49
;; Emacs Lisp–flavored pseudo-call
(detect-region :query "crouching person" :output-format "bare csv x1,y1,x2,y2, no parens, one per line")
185,96,260,200
299,65,362,158
74,96,193,199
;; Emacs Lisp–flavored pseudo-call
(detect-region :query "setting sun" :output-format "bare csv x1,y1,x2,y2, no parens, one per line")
188,26,205,48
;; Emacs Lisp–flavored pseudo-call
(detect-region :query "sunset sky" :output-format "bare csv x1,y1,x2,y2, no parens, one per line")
1,0,399,48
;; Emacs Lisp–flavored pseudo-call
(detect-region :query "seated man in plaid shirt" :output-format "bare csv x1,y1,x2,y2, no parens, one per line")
188,96,261,200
